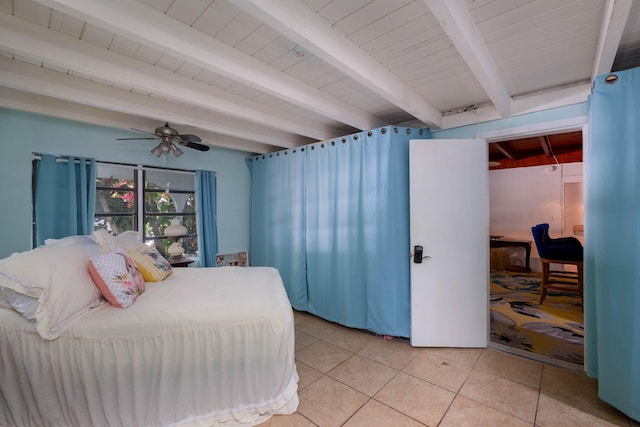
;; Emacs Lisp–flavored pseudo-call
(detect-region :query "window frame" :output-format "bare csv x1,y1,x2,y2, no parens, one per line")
94,161,197,257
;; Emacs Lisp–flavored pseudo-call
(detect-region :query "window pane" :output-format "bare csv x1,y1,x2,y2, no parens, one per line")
93,216,134,234
95,164,136,215
145,191,177,214
96,164,135,186
171,193,195,214
183,214,197,234
143,236,199,258
142,237,198,258
182,195,196,213
145,170,194,192
181,235,198,257
144,216,198,258
144,215,195,236
145,215,173,238
96,189,135,214
96,177,134,189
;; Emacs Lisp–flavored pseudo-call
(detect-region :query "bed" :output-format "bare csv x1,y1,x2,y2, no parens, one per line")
0,237,298,427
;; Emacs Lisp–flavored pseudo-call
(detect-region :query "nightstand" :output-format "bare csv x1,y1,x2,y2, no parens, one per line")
169,256,194,268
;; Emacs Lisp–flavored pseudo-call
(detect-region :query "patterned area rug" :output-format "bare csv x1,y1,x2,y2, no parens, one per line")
490,271,584,364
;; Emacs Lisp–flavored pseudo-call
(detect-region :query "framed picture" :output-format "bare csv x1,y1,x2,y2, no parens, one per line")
215,251,248,267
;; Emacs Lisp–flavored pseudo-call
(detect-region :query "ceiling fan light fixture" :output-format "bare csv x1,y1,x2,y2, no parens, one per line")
171,144,184,157
151,144,164,157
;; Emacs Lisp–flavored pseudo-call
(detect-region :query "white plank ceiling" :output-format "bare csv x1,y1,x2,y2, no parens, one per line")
0,0,637,154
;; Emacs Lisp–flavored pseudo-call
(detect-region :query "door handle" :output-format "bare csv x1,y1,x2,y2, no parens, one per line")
412,245,430,263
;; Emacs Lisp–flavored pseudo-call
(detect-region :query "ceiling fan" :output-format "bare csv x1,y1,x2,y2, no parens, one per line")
117,122,210,157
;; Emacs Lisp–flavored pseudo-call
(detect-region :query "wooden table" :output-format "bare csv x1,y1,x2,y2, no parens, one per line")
490,238,532,273
169,256,194,268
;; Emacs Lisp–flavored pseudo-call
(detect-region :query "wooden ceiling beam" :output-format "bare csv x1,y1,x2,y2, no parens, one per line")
229,0,442,129
0,56,305,150
493,143,515,160
31,0,385,131
423,0,512,116
592,0,633,78
0,88,277,154
0,86,280,154
538,136,552,157
0,11,331,142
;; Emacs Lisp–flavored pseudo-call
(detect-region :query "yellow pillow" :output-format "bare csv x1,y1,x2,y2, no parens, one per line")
128,246,173,282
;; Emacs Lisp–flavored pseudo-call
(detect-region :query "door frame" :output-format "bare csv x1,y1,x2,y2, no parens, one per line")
478,115,588,360
476,116,588,144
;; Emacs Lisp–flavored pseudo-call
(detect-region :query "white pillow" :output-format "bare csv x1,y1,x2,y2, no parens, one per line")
44,235,95,246
0,240,102,339
116,231,145,252
93,229,114,253
2,287,40,319
0,291,12,310
93,229,143,253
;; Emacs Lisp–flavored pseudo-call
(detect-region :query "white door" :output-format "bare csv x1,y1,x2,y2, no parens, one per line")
410,139,489,347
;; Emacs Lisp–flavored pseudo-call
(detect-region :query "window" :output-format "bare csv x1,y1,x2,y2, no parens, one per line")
94,163,198,258
95,164,136,234
143,169,197,256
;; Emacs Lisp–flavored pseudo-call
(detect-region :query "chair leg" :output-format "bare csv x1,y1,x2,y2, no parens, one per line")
577,263,584,311
539,261,549,305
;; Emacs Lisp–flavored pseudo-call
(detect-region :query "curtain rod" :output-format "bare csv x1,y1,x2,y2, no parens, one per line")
32,153,89,164
97,159,196,176
247,126,428,161
32,154,197,176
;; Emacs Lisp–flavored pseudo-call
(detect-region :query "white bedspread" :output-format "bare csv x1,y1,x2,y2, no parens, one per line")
0,267,298,427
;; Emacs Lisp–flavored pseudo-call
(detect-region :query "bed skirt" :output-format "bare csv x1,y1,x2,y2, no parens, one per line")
0,267,298,427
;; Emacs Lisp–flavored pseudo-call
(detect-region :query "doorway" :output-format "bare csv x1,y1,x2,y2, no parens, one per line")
479,117,587,366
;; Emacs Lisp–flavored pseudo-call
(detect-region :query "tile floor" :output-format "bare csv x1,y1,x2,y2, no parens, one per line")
260,311,638,427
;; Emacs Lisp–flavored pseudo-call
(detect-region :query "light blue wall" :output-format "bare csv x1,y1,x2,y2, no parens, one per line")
0,108,253,259
431,103,588,139
1,103,589,260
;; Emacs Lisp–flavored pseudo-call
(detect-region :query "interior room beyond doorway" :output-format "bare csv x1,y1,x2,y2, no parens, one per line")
487,127,584,366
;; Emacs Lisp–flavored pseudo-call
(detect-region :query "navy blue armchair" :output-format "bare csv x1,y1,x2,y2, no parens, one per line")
531,223,583,307
531,223,583,261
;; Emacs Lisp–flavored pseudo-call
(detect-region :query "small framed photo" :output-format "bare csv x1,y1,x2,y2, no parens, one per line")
215,251,248,267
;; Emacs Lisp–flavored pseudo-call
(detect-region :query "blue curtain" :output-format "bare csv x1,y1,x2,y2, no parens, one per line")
586,68,640,421
195,170,218,267
249,151,308,309
249,127,429,337
33,154,96,246
305,136,369,328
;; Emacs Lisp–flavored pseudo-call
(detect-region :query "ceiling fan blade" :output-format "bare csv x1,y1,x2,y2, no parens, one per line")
131,128,157,136
116,124,207,153
179,134,202,143
184,141,210,151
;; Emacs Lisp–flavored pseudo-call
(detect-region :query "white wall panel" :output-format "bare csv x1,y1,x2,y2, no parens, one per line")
489,163,584,271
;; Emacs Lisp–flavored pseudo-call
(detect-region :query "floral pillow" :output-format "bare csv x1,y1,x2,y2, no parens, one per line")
88,248,145,308
128,246,173,282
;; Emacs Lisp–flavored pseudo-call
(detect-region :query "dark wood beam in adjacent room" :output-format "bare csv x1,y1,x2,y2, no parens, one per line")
494,143,515,160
